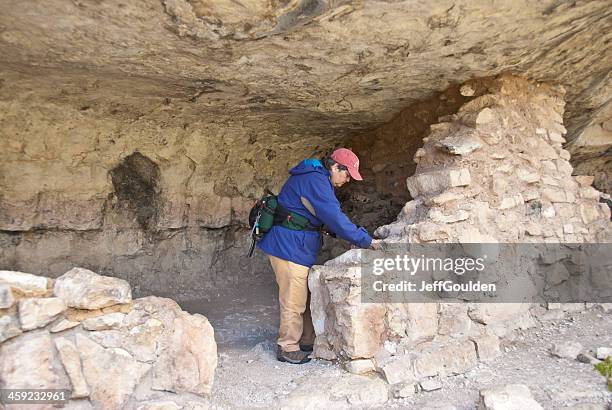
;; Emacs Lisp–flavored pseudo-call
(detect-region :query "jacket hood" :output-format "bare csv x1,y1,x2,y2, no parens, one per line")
289,158,330,176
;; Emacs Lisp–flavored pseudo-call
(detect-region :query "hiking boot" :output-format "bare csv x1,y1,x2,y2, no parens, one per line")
299,343,313,353
277,346,311,364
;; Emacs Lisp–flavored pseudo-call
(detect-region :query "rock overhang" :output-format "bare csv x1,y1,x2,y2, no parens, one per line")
0,0,610,141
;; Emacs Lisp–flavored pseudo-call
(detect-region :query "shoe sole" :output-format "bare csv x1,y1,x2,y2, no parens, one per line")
277,355,311,364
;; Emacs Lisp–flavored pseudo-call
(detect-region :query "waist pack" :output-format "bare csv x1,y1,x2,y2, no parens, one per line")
247,190,321,257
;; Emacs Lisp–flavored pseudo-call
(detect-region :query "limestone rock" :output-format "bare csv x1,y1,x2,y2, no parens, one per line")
50,318,81,333
0,314,22,343
280,374,388,409
471,334,501,363
516,168,540,183
478,384,543,410
468,304,530,325
64,302,133,322
420,378,443,392
150,300,217,396
407,168,471,197
579,203,601,224
575,176,595,187
579,186,600,200
413,339,478,378
345,359,375,375
309,265,387,360
0,270,50,297
120,318,164,363
54,267,132,310
550,341,583,359
377,354,416,385
596,347,612,360
438,303,471,336
76,333,150,409
136,401,182,410
548,131,566,143
429,209,470,224
430,191,464,206
392,382,417,398
542,187,570,203
436,135,483,155
498,194,524,210
0,283,14,309
82,312,126,331
525,223,542,236
457,83,475,96
87,329,125,349
0,330,70,391
417,222,452,241
476,108,496,125
323,249,363,267
18,297,67,330
54,337,90,398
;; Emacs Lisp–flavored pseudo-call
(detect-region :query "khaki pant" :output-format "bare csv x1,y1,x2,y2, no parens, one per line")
267,254,315,352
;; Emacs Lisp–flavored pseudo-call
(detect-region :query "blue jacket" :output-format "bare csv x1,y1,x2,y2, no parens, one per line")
257,159,372,267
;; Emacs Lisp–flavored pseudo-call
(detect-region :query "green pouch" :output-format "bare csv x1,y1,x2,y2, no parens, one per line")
281,212,311,231
249,193,278,237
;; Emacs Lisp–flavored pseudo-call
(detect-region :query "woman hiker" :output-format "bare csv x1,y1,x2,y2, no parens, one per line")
257,148,382,364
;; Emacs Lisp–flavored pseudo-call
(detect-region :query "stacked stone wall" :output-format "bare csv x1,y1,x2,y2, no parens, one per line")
310,75,611,387
0,267,216,409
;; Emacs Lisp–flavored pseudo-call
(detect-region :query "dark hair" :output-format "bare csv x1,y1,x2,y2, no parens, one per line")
321,156,336,171
321,156,349,172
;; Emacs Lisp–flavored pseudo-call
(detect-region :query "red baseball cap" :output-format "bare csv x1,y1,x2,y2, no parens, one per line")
330,148,363,181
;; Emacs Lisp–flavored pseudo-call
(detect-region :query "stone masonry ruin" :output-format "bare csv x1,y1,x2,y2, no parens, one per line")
1,0,612,408
310,75,611,370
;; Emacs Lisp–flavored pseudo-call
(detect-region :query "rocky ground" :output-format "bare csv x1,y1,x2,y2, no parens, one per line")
181,280,612,410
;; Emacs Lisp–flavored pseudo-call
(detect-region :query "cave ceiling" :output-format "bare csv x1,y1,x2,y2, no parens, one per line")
0,0,610,140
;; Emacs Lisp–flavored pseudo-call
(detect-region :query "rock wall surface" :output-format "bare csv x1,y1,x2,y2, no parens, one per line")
1,0,611,297
0,267,217,409
309,75,611,387
0,95,340,298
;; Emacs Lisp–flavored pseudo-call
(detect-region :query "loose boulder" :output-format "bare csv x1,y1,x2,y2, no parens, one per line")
478,384,543,410
53,267,132,310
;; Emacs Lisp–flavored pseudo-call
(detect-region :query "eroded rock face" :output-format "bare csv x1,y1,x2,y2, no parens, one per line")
309,75,611,385
0,1,611,298
0,268,217,409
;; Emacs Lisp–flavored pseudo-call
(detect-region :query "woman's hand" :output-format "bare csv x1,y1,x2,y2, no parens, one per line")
369,239,383,250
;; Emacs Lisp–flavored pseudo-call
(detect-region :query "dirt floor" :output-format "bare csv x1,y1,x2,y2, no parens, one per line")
180,279,612,410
